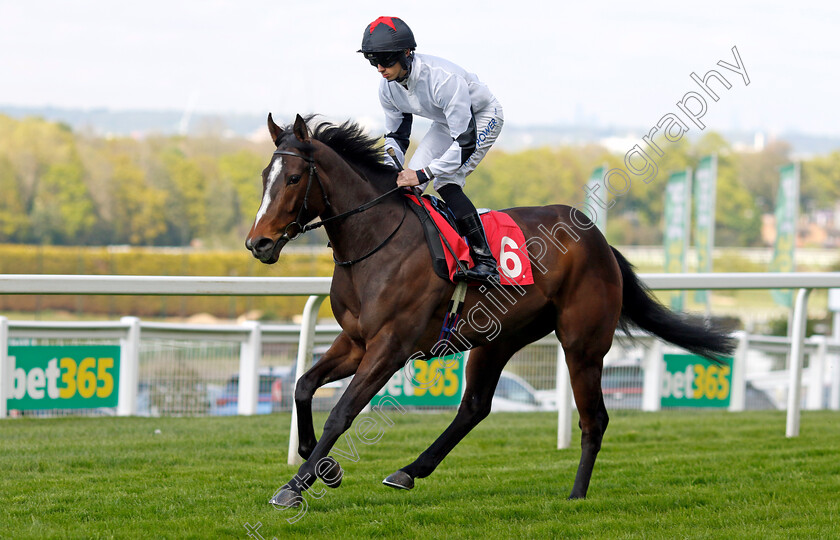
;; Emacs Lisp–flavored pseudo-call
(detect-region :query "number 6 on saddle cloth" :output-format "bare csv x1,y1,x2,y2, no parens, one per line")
404,192,535,287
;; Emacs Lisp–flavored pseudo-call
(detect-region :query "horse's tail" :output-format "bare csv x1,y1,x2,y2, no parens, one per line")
611,247,736,362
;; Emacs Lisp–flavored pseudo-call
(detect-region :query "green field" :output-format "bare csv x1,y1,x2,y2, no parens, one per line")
2,410,839,539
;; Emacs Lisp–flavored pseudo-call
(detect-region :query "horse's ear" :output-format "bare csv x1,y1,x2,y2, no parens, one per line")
293,114,311,143
267,113,283,146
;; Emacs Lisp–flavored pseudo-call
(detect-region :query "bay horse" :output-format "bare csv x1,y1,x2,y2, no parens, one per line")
246,114,735,507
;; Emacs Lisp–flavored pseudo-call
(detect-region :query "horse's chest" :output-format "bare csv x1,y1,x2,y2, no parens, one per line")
334,286,416,340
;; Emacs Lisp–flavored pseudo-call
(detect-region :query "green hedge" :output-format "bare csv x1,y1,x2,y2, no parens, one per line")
0,244,335,320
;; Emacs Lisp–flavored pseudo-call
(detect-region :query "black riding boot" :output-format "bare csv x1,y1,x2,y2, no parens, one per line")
454,213,500,284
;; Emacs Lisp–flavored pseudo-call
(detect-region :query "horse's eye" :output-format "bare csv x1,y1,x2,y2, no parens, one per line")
287,174,302,185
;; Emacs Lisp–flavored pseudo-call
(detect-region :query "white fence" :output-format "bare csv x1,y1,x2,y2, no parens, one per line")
2,273,840,450
2,317,343,418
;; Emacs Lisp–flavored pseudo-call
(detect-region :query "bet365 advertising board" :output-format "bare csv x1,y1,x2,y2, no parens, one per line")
661,354,732,408
6,345,120,410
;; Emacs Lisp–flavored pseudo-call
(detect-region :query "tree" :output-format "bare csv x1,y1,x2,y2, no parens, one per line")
465,145,613,211
31,160,96,244
159,148,208,245
608,138,693,244
693,133,761,247
0,156,29,241
109,156,167,245
0,116,77,218
219,150,265,233
737,140,792,214
802,151,840,212
714,156,761,246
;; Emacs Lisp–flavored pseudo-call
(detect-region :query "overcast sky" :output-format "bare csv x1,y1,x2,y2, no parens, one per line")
1,1,838,137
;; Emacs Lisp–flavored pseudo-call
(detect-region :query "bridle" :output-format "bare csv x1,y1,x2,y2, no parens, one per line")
271,148,329,243
271,146,407,266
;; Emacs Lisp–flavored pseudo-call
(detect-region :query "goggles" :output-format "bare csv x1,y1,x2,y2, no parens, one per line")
364,51,403,68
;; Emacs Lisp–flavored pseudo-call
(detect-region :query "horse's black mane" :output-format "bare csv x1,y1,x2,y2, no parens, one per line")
278,116,396,191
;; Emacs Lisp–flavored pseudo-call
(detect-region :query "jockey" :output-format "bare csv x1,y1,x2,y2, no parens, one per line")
359,16,504,284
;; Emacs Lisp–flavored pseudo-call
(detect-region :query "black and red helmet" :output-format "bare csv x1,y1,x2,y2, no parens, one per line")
358,16,416,53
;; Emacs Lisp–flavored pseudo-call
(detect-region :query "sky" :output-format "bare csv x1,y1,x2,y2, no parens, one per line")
2,1,839,138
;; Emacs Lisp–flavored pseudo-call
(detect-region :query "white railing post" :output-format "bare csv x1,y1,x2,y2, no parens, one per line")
830,316,840,410
117,316,141,416
830,351,840,411
728,331,749,412
0,316,8,419
642,340,663,412
786,288,811,437
288,295,327,465
556,343,572,450
238,321,262,416
807,336,827,410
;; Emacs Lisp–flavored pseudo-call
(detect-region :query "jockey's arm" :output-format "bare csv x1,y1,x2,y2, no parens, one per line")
380,90,412,168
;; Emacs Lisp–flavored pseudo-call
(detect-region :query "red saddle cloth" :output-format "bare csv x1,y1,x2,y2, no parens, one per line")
407,194,534,286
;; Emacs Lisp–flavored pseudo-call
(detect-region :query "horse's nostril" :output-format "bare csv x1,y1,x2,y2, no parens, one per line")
253,237,274,253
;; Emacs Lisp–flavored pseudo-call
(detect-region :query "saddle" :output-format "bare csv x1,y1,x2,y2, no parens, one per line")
405,194,457,280
404,193,534,286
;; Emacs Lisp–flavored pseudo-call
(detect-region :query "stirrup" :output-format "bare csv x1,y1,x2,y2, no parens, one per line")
454,262,500,284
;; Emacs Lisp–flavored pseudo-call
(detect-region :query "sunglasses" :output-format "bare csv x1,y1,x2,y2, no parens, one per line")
364,51,403,68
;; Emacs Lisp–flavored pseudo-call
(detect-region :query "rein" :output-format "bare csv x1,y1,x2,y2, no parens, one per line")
272,147,406,266
333,200,408,267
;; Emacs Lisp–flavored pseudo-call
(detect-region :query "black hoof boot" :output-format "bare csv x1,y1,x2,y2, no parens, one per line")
269,485,303,508
382,470,414,490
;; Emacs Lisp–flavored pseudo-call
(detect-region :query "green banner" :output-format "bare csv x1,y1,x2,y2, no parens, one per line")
6,345,120,410
769,163,799,307
693,156,717,304
661,354,732,408
664,169,692,311
374,353,464,407
584,166,608,234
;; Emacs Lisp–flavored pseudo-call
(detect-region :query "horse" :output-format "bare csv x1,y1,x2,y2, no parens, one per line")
246,113,735,507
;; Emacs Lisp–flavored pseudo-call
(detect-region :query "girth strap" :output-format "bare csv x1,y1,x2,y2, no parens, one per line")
437,282,468,346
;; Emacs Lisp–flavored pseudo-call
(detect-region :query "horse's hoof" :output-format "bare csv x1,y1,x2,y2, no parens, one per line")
382,470,414,490
316,456,343,488
269,487,302,508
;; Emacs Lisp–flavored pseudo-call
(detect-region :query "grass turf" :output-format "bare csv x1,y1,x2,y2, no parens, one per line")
1,410,839,539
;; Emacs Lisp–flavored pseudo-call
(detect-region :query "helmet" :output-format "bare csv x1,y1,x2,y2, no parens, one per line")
358,16,416,53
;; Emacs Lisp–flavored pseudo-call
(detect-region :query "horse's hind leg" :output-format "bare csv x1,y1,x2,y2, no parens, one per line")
294,332,363,460
565,350,609,499
383,338,527,490
558,316,615,499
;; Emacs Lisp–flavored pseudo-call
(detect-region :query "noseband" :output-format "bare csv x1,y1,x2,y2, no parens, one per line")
271,146,407,265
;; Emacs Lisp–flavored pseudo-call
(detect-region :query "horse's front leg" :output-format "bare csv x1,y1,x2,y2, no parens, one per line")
271,334,406,508
294,332,363,460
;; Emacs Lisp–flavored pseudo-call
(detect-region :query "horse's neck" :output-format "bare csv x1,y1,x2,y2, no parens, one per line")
319,157,404,260
321,158,389,216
